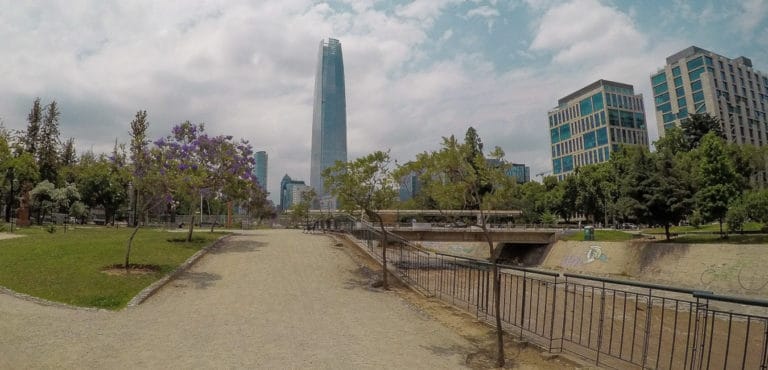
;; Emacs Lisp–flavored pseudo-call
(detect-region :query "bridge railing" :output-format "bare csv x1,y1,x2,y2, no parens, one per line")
328,215,768,369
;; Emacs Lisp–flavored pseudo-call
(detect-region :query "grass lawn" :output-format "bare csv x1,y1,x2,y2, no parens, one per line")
565,229,635,242
643,222,765,234
0,227,225,309
660,233,768,244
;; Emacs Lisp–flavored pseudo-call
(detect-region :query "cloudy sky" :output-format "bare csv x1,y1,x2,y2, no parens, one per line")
1,0,766,202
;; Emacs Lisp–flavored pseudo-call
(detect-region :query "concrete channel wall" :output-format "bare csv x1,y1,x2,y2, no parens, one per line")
542,240,768,298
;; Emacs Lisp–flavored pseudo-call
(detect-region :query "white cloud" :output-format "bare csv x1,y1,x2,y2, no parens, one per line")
467,5,500,19
530,0,647,65
736,0,768,33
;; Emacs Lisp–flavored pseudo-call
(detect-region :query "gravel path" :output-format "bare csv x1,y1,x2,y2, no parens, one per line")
0,229,474,369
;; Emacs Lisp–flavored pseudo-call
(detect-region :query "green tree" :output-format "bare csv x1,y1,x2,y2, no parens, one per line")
644,145,694,240
2,152,39,222
695,133,741,236
407,128,515,367
76,155,128,225
744,189,768,229
22,97,43,156
59,137,78,183
323,151,397,288
726,200,747,234
38,101,61,183
29,180,56,223
289,188,315,228
681,113,724,149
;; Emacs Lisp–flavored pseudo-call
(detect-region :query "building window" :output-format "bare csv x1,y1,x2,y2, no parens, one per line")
687,56,704,70
653,82,668,95
674,76,683,87
689,68,706,81
655,93,670,105
651,72,666,86
672,66,681,77
678,97,687,108
691,80,702,91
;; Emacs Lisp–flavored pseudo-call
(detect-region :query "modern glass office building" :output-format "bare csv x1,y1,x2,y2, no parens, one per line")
507,163,530,184
651,46,768,149
310,38,347,199
548,80,649,180
253,151,268,192
279,174,307,211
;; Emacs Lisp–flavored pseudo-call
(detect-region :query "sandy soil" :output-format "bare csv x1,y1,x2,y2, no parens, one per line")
0,229,532,369
0,232,22,240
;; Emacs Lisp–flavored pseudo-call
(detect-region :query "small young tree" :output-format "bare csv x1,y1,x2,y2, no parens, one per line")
323,151,397,288
406,127,515,367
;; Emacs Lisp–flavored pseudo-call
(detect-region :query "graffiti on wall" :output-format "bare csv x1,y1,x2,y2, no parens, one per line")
700,262,768,291
560,245,608,268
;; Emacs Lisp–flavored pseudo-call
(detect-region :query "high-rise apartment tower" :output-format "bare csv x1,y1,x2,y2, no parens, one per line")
310,38,347,200
651,46,768,153
548,80,649,180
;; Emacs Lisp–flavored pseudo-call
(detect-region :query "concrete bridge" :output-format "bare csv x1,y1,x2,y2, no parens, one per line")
389,228,557,244
389,227,560,265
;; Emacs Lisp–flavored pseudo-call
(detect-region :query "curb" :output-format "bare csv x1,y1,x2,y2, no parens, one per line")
126,234,231,307
0,286,109,312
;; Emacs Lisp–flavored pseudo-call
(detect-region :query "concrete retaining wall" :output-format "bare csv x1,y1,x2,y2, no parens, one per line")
542,240,768,297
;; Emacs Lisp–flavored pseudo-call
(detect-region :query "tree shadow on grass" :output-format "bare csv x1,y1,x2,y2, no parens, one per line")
175,271,222,289
210,240,266,254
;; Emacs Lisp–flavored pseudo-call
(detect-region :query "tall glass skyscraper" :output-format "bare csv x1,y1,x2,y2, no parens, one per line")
310,38,347,199
253,150,268,192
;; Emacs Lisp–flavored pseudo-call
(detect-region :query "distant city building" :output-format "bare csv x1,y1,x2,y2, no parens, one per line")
548,79,649,180
279,174,307,211
310,38,347,202
651,47,768,179
291,184,314,208
398,171,421,202
253,151,268,192
507,163,530,184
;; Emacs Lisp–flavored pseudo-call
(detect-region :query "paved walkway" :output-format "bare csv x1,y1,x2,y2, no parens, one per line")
0,229,473,369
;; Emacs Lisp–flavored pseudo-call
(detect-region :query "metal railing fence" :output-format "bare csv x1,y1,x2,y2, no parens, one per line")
326,216,768,370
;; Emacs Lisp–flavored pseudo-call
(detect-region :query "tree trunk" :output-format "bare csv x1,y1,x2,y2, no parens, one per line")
187,213,195,242
124,225,140,273
492,262,505,367
478,210,505,367
719,218,724,238
664,223,671,241
377,216,389,290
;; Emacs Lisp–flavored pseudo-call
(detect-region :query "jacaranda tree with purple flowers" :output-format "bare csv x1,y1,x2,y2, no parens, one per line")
153,121,257,242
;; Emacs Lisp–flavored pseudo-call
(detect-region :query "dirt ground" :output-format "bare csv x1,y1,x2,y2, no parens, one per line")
331,232,579,369
0,229,580,369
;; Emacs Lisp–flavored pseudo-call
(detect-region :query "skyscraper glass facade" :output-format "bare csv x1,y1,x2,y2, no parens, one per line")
280,174,307,211
548,80,649,180
310,38,347,199
253,150,268,192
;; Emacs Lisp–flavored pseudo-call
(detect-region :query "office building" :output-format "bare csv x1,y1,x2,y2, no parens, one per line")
651,46,768,151
253,151,268,192
398,171,421,202
279,174,307,211
507,163,531,184
548,79,649,180
310,38,347,200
